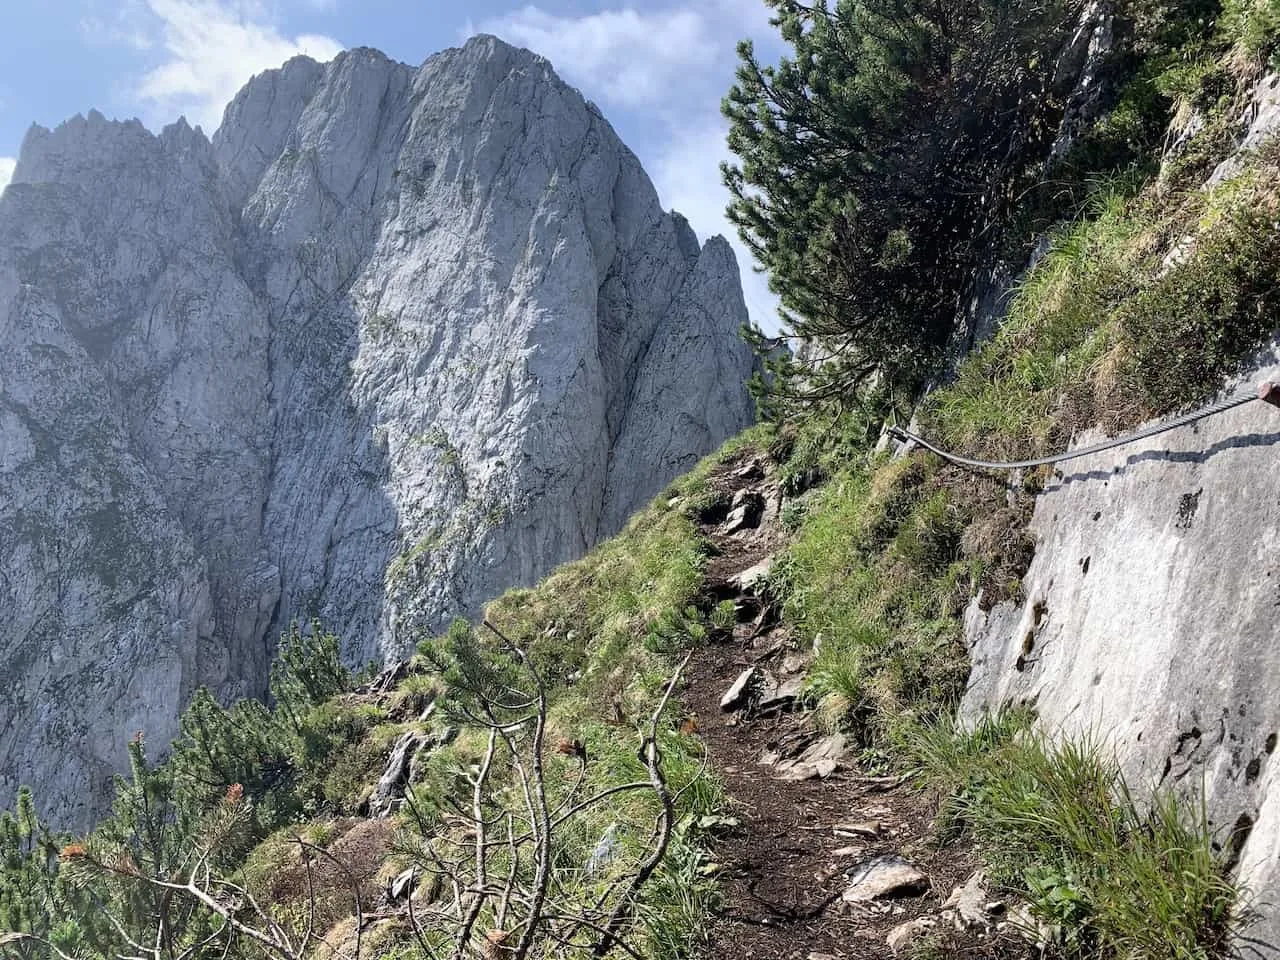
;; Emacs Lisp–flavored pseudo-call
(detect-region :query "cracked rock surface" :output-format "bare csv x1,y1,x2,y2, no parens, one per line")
0,36,756,826
963,355,1280,947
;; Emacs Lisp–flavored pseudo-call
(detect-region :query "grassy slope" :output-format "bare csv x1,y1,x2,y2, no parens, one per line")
227,428,772,960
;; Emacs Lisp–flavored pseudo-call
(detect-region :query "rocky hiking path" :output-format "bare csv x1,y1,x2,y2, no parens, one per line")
681,453,1033,960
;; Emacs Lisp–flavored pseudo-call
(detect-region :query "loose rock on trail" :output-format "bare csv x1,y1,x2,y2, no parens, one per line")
681,452,1036,959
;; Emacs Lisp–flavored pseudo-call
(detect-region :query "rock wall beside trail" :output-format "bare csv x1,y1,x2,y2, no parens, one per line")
0,36,757,827
963,359,1280,945
961,55,1280,950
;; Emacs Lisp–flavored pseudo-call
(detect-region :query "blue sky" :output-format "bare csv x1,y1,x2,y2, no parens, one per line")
0,0,784,329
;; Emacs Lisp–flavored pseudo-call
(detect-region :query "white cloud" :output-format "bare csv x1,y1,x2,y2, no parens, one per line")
80,0,155,51
132,0,343,133
469,6,718,108
0,157,15,194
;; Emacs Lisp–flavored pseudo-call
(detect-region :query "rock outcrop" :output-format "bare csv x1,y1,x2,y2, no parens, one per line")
0,36,757,826
963,353,1280,948
961,59,1280,947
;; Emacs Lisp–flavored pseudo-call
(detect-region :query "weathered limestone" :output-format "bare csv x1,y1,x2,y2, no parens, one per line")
963,352,1280,947
0,36,756,826
1210,71,1280,183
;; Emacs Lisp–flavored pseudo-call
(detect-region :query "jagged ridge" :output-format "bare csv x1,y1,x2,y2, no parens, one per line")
0,36,757,826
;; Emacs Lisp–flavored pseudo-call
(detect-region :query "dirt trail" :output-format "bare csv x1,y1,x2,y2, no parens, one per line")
681,452,1028,960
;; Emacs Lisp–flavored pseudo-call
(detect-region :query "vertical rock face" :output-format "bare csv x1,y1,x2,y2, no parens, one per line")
0,36,757,826
962,353,1280,946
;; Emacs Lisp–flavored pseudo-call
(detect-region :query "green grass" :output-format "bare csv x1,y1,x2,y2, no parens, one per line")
469,439,760,957
923,146,1280,466
484,424,772,714
1222,0,1280,66
392,710,723,960
1120,172,1280,410
904,714,1239,959
771,440,1032,741
927,188,1140,459
361,435,766,960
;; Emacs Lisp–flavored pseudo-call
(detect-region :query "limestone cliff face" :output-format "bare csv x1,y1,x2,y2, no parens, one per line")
961,355,1280,946
0,36,757,826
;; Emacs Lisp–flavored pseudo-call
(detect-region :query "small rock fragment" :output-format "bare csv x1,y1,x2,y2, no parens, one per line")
723,491,765,533
388,867,417,902
775,733,849,781
371,731,429,817
586,823,620,875
807,732,849,761
757,676,805,713
778,756,839,781
942,871,992,930
886,917,936,955
1002,902,1054,948
834,821,883,839
842,855,929,902
720,667,758,711
780,652,812,675
729,556,775,594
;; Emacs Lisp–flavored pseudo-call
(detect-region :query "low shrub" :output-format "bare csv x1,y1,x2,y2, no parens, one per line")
906,714,1239,958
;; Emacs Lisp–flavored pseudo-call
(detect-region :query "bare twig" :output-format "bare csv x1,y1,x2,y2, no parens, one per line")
296,839,365,960
589,653,690,958
400,622,698,960
454,728,498,958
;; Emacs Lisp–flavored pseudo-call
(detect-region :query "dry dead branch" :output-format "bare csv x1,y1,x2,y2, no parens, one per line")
398,620,694,960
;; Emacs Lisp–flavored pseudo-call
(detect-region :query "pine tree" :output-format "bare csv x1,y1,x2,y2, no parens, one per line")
2,623,358,960
0,788,69,959
724,0,1086,407
166,622,353,831
57,736,250,960
269,622,351,734
169,689,297,827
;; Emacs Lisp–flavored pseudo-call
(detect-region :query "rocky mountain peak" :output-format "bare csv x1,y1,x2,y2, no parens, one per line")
0,36,757,827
